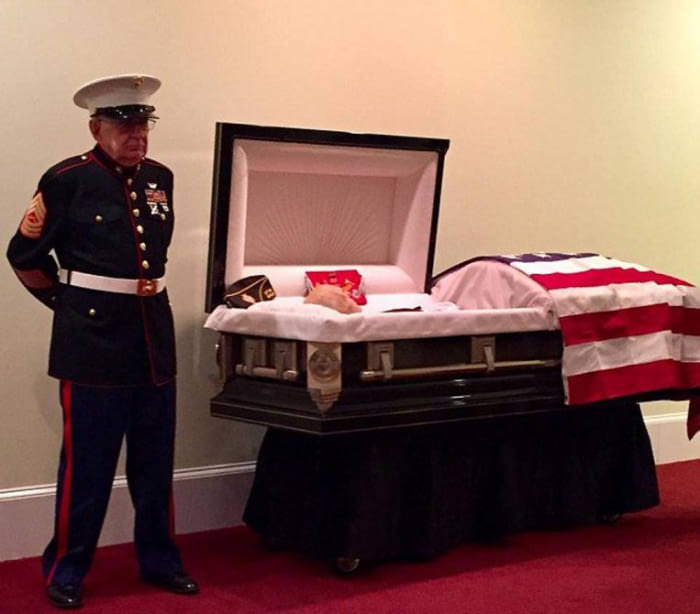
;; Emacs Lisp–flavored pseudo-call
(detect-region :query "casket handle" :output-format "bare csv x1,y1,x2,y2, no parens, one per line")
359,358,560,382
234,338,300,382
379,350,393,381
235,364,299,381
216,334,236,383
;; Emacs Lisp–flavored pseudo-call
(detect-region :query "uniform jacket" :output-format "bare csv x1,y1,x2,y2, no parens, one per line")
7,145,176,386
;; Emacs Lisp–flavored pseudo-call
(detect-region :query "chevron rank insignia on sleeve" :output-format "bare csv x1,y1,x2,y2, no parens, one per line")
19,192,47,239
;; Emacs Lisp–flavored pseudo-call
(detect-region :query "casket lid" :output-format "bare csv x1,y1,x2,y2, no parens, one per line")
205,123,450,312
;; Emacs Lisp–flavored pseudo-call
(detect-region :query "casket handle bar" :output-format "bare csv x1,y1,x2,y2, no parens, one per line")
235,364,300,381
361,336,559,383
359,358,561,383
233,338,300,382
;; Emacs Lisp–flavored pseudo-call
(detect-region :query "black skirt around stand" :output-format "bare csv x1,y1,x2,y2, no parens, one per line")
243,402,659,562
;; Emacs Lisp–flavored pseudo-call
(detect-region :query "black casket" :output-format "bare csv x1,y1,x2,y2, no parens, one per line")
204,123,574,434
202,123,673,567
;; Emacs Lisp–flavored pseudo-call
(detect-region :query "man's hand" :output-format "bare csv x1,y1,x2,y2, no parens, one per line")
304,284,361,314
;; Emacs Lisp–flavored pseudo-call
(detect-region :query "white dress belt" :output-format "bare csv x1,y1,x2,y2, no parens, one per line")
58,269,166,296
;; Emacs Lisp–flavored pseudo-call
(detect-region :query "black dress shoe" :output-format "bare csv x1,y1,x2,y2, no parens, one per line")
46,583,83,609
144,572,199,595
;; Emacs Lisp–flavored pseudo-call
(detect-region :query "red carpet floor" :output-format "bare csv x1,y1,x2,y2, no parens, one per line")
2,460,700,613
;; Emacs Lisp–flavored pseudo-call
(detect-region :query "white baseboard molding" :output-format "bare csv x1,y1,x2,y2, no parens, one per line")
2,413,699,563
644,411,700,465
0,461,256,563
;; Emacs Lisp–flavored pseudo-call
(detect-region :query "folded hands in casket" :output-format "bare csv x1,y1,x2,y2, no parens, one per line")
304,284,361,314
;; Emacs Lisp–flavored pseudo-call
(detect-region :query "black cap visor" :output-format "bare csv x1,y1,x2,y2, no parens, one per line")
91,104,159,121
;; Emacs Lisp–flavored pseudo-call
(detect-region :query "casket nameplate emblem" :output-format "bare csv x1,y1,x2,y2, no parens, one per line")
307,342,341,413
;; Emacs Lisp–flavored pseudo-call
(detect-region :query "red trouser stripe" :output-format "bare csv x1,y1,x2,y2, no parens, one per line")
47,381,74,586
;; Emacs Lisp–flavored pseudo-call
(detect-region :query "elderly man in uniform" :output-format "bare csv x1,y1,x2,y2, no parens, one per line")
6,74,198,608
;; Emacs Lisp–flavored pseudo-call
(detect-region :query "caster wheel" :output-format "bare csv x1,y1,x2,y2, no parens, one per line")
333,556,361,574
599,513,622,525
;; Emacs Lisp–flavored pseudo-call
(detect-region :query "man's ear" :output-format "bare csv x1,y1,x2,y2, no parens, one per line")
89,119,100,140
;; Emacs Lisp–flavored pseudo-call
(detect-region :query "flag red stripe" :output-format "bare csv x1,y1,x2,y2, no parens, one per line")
530,268,692,290
568,360,700,405
560,304,700,345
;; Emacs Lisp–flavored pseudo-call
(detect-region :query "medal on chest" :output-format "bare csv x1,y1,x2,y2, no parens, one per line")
145,184,170,216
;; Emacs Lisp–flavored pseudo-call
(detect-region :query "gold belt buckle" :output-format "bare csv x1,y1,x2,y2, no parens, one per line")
137,279,157,296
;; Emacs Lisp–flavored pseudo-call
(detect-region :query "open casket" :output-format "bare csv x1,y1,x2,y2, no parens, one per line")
202,124,700,570
204,123,569,434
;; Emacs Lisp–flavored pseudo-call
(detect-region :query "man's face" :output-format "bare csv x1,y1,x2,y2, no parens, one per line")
89,118,154,167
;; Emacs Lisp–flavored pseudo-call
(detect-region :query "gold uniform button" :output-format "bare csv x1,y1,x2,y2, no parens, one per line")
80,155,88,160
160,213,166,220
127,178,133,186
130,191,137,200
142,260,150,270
88,308,97,317
136,225,144,234
116,166,123,174
139,242,147,251
133,208,140,217
95,215,103,223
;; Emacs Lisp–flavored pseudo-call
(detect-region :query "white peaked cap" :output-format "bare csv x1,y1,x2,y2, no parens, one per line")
73,74,161,115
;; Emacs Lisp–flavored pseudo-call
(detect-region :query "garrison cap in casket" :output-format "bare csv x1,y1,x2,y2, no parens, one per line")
73,74,161,120
224,275,277,309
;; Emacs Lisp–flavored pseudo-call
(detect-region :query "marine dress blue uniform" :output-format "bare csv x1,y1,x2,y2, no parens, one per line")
7,142,184,589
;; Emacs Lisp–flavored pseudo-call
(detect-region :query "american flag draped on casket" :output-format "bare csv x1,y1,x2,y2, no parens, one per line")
439,252,700,437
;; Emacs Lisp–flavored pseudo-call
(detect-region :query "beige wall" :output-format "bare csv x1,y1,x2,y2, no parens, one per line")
1,0,698,489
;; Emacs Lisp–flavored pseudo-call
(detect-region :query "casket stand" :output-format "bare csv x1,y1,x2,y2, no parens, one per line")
244,402,657,563
204,124,660,569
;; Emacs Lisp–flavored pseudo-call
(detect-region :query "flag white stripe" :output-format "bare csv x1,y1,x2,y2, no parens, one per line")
548,282,700,317
509,256,650,276
562,332,700,376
